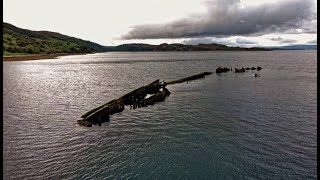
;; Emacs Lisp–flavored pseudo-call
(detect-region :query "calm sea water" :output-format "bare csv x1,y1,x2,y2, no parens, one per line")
3,51,317,179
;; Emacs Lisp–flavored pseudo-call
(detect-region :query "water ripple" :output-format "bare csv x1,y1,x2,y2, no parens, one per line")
3,51,317,179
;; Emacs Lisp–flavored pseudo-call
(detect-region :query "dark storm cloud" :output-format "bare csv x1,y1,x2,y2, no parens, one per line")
235,38,257,44
182,37,236,46
182,37,257,46
121,0,315,40
182,38,216,45
269,37,298,44
301,20,317,33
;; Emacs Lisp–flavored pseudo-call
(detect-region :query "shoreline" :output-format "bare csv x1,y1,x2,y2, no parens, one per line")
3,53,90,62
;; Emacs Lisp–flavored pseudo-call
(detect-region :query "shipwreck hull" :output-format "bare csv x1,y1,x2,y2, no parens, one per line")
78,72,212,127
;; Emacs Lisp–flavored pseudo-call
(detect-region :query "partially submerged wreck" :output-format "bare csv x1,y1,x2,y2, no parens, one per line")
216,67,230,73
78,72,212,127
216,66,262,74
78,67,265,127
78,80,169,127
166,72,212,85
235,67,246,73
235,66,262,73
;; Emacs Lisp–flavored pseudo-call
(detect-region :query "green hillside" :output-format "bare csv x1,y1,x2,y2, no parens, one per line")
3,22,107,56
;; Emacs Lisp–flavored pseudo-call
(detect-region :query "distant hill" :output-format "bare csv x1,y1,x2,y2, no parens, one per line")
3,22,107,55
3,22,271,56
269,45,317,50
105,43,271,51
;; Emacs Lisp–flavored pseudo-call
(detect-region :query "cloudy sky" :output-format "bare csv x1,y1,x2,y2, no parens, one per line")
3,0,317,47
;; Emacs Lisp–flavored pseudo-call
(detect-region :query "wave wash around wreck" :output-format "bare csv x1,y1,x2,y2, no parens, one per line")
78,72,212,127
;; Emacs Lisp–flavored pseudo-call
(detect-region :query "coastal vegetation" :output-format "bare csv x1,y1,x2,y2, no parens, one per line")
3,22,107,56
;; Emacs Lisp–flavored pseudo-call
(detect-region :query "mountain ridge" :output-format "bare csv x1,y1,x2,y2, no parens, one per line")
105,43,271,51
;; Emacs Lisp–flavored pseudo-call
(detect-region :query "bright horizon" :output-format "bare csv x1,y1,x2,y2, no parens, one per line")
3,0,317,47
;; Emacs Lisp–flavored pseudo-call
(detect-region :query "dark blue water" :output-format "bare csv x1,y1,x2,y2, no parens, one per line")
3,51,317,179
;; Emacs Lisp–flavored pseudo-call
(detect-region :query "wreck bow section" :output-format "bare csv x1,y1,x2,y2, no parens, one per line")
78,80,170,127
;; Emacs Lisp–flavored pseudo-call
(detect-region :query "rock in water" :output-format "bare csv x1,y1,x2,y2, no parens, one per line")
216,67,230,73
216,67,224,73
235,67,246,73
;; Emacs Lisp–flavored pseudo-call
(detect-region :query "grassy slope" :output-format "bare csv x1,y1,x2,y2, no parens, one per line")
3,22,107,56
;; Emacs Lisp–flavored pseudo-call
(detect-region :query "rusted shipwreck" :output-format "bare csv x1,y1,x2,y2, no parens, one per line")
78,80,169,127
216,67,230,73
166,72,212,85
78,72,212,127
235,66,262,73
